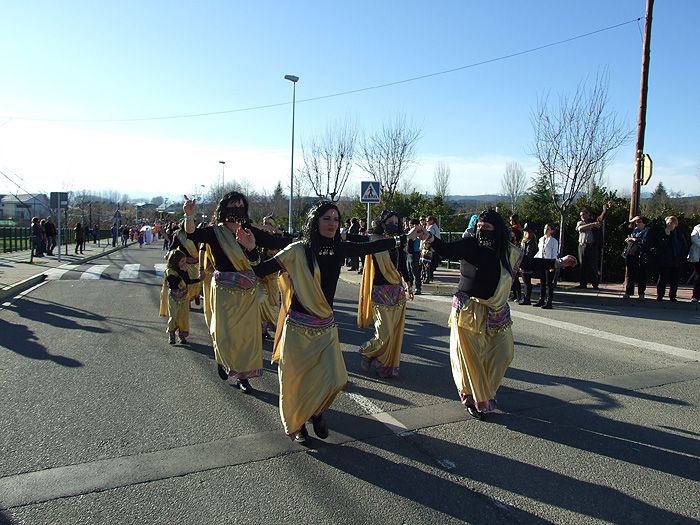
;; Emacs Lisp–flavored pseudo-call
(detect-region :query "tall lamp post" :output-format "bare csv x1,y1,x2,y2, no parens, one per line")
284,74,299,234
219,160,226,188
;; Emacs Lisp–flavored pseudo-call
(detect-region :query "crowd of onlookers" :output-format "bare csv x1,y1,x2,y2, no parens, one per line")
29,216,169,256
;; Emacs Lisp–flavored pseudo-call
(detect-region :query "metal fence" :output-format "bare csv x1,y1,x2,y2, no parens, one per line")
1,227,111,253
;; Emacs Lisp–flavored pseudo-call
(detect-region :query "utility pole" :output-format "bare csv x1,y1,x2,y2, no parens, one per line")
630,0,654,219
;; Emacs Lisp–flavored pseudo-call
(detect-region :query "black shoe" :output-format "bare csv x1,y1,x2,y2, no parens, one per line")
168,333,176,345
532,301,544,307
217,364,228,381
179,337,188,344
518,298,531,305
656,296,663,301
669,297,678,302
310,413,329,439
541,303,553,310
237,379,253,394
466,406,483,420
295,425,309,444
592,285,599,290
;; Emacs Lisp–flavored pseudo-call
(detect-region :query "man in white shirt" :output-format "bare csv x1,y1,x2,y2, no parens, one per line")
534,224,559,309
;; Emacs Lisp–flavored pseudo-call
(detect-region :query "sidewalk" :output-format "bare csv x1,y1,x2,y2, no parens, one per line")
0,239,128,301
338,266,699,311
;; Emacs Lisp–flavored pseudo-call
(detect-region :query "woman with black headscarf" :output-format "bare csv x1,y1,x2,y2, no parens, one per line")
246,201,418,443
357,210,414,378
183,192,291,393
416,210,576,419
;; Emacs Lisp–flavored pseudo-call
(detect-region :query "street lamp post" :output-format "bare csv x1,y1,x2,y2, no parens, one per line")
219,160,226,188
284,74,299,234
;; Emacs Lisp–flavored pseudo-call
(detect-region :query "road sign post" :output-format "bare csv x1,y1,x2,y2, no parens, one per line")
50,192,69,262
360,181,381,229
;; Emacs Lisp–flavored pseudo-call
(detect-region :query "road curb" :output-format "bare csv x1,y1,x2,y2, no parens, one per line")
0,274,47,302
0,245,126,302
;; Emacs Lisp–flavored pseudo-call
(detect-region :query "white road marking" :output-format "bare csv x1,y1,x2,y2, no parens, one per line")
45,265,78,280
0,281,48,310
510,309,697,360
417,294,697,360
154,263,166,277
80,265,109,280
119,264,140,279
344,392,408,435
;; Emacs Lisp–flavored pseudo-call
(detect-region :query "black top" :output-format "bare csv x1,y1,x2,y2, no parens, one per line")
254,236,402,314
431,236,555,299
371,242,412,286
166,269,201,290
187,225,291,272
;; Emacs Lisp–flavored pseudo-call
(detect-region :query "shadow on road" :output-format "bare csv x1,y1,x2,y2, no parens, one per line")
0,318,82,368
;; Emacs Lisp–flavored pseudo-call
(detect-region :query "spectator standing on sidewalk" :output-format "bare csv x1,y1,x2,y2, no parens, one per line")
44,216,57,256
425,216,441,281
575,209,602,289
31,218,45,257
74,222,85,254
518,223,538,305
534,224,558,309
654,216,686,302
92,224,99,244
688,223,700,302
509,214,524,301
622,216,650,299
406,218,422,294
111,223,118,247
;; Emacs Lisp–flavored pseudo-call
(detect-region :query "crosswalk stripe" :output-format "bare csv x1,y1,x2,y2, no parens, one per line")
80,265,110,280
45,265,78,280
119,264,140,279
154,263,166,277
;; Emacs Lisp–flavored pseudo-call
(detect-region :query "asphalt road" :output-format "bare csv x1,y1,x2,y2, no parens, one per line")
1,243,698,524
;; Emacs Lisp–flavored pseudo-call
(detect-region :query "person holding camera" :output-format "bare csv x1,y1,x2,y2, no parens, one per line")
621,216,651,299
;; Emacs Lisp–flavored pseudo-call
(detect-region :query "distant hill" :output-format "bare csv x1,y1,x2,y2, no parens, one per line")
445,194,503,203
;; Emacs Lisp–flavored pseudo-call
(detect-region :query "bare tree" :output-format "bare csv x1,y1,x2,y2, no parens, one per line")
433,161,451,198
531,71,631,254
299,118,357,202
357,113,421,206
500,161,527,212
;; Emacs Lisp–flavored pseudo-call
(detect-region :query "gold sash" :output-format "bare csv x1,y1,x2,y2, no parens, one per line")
212,224,251,271
357,236,402,328
176,230,199,259
450,245,521,333
272,242,333,361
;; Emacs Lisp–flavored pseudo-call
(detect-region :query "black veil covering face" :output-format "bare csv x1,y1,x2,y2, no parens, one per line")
373,210,401,236
477,209,512,273
216,191,250,224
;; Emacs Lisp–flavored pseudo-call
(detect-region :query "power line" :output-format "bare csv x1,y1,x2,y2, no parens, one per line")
5,17,641,124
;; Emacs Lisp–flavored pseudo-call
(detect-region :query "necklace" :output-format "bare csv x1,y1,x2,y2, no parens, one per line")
317,246,335,256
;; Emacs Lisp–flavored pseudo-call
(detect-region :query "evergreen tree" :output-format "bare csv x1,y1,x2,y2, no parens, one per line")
519,173,558,229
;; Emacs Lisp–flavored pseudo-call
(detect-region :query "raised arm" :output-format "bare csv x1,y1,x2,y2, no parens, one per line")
341,236,402,258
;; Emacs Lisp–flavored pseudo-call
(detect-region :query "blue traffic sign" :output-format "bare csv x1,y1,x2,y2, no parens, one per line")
360,181,381,204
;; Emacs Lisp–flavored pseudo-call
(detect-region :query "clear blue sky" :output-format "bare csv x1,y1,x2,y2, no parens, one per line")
1,0,698,201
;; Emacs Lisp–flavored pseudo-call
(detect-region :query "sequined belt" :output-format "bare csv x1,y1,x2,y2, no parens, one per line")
452,291,512,334
214,270,257,290
287,309,335,330
371,284,405,305
169,288,188,300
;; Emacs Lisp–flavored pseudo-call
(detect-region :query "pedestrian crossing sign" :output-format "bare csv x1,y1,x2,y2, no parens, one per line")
360,181,381,203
